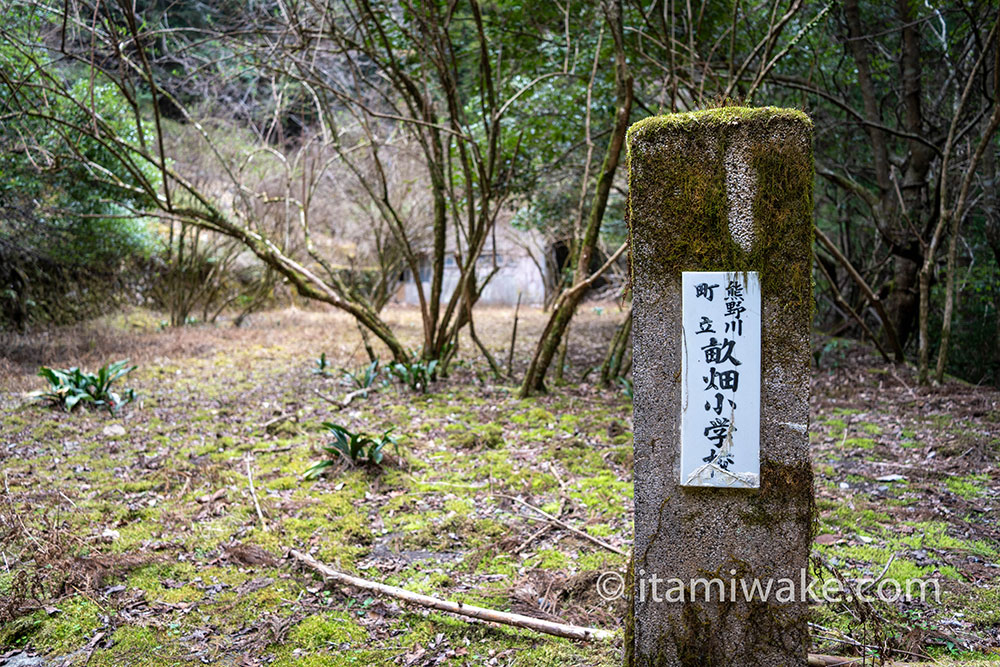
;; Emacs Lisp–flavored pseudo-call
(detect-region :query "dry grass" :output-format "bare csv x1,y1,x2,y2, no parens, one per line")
0,302,628,393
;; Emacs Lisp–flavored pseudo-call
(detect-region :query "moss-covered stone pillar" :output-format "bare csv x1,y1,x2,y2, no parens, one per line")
625,108,814,666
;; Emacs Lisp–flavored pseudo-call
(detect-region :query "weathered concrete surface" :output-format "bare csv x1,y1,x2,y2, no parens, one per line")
626,108,814,667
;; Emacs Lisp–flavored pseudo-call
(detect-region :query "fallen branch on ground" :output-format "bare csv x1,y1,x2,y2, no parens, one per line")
312,386,377,410
807,655,864,666
245,456,267,532
290,550,864,665
498,494,625,556
260,414,292,429
514,522,553,555
289,549,614,642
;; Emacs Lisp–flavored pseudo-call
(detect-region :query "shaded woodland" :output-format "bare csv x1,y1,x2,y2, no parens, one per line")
2,0,1000,388
2,3,1000,666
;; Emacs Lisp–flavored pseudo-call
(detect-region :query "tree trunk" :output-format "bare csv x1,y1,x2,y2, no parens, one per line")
935,218,959,384
599,307,633,386
888,0,935,351
843,0,927,353
917,253,936,385
519,0,632,397
886,258,921,351
553,326,569,384
936,35,1000,382
985,73,1000,384
919,20,1000,383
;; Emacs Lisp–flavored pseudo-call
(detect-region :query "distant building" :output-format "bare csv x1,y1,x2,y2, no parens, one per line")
396,218,547,306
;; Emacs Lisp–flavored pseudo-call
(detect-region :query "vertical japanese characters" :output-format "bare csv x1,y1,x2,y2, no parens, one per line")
680,272,761,487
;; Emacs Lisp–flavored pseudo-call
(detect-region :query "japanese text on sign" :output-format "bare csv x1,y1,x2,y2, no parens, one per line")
680,271,760,488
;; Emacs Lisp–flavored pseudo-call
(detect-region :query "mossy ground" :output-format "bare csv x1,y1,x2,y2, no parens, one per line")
1,309,997,665
0,305,628,666
810,339,1000,662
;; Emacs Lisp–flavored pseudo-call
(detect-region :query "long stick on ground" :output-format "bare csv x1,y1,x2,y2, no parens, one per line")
245,456,267,532
289,549,613,642
499,494,626,556
807,655,864,666
312,386,377,410
291,551,879,665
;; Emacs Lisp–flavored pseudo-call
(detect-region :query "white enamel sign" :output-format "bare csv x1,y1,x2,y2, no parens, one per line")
680,271,761,488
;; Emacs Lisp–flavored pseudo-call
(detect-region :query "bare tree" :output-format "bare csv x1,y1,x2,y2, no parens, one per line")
1,0,570,364
782,1,1000,382
518,0,818,396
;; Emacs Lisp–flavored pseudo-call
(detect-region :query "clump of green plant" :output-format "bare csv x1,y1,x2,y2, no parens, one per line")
341,359,380,391
388,359,438,392
304,423,398,476
815,337,855,369
312,352,333,377
31,359,136,413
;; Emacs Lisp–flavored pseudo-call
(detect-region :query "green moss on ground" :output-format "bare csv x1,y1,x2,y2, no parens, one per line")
4,305,997,665
0,597,102,655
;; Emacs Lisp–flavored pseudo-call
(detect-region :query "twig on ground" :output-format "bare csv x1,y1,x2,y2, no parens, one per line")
289,549,613,641
245,456,268,532
541,578,556,615
196,488,227,504
79,630,106,665
312,386,376,410
256,444,294,454
808,622,863,648
546,462,567,490
863,461,934,474
498,494,625,556
58,490,78,509
178,471,191,498
807,655,864,666
890,369,917,398
405,476,489,491
809,623,940,665
861,553,895,593
514,522,553,555
261,414,291,429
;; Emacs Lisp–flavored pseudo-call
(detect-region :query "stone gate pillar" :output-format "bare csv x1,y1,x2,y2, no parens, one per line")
626,108,814,667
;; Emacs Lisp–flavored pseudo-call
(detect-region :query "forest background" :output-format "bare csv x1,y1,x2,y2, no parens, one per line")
2,0,1000,391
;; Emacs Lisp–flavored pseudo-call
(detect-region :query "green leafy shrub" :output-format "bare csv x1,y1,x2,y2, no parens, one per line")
341,360,380,390
388,359,438,393
312,353,332,377
31,360,137,413
1,28,159,330
304,423,397,476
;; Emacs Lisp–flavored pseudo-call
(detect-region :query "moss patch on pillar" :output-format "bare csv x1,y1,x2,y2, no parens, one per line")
626,106,814,312
739,459,817,545
626,106,814,667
